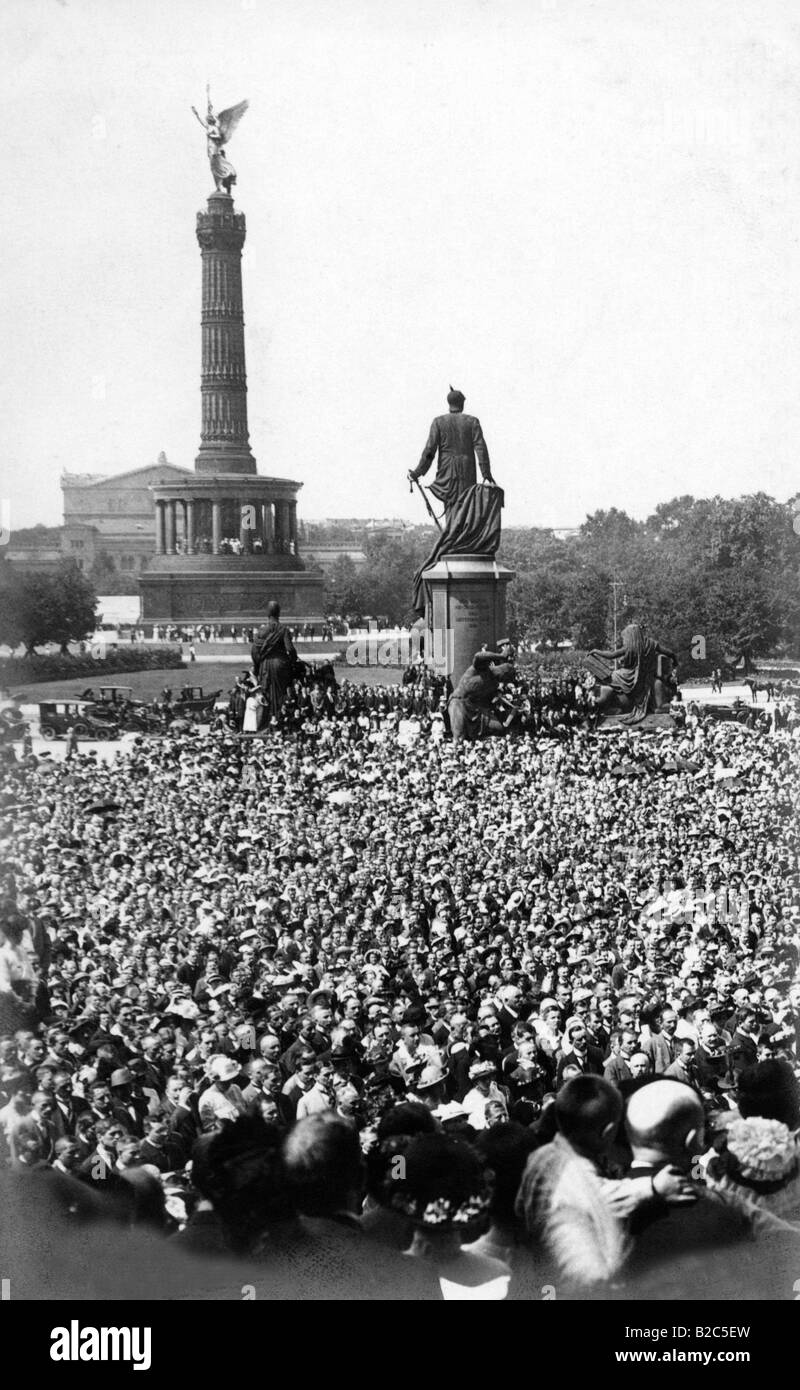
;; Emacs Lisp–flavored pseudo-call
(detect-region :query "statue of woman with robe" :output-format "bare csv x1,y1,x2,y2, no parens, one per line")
192,90,249,193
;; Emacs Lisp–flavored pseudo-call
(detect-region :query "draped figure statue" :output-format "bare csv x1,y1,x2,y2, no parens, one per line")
587,623,678,725
192,88,249,193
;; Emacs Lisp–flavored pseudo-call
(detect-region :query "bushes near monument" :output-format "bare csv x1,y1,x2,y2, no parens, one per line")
0,646,185,687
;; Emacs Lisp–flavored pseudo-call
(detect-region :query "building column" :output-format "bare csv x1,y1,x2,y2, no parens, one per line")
155,501,166,555
274,500,287,552
212,499,222,555
185,499,195,555
240,499,253,554
263,501,274,552
166,500,177,555
288,499,298,555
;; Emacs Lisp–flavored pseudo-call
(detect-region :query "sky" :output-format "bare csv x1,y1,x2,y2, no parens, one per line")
2,0,799,532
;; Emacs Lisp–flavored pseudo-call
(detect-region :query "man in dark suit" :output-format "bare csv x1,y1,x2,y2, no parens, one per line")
162,1077,198,1156
728,1008,760,1080
52,1071,82,1137
622,1079,753,1298
138,1116,186,1172
409,387,496,520
555,1020,604,1086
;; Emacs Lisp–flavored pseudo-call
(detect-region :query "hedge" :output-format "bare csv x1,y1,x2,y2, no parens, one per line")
0,646,185,687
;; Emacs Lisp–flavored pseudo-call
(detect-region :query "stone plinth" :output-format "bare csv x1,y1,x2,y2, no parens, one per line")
422,553,515,687
139,565,324,626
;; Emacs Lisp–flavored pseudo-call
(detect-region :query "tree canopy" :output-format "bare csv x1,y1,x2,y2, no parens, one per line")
317,493,800,665
0,562,98,654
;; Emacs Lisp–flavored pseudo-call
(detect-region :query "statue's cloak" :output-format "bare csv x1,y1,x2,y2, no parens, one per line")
412,485,504,616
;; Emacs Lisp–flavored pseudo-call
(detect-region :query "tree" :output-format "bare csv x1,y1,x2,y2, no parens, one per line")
0,562,97,655
0,567,59,654
49,562,99,653
325,553,364,616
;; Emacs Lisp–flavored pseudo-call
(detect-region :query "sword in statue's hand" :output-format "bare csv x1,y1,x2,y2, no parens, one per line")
408,471,443,532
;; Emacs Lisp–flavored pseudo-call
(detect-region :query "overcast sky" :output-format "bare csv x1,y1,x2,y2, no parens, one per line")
2,0,799,531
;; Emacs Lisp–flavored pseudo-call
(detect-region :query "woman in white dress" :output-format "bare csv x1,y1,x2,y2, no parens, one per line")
242,690,263,734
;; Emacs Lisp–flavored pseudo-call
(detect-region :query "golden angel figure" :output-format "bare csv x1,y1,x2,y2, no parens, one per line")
192,89,249,193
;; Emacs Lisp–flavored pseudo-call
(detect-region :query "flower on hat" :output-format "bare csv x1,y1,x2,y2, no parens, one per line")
725,1117,797,1185
389,1188,491,1229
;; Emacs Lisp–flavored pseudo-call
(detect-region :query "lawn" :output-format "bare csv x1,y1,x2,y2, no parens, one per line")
9,657,404,704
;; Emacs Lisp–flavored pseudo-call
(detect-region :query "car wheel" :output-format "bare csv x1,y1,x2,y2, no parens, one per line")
72,722,88,737
41,725,56,740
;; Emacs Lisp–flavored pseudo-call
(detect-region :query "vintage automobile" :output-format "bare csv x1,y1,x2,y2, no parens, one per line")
39,700,121,740
80,686,165,733
81,685,143,707
173,685,222,718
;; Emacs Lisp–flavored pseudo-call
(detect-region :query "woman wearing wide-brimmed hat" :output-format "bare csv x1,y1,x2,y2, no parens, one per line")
386,1132,511,1299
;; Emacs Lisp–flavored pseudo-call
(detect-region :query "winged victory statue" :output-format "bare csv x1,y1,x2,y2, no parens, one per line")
191,88,250,193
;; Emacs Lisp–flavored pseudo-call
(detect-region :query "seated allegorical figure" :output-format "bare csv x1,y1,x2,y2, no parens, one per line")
587,622,678,724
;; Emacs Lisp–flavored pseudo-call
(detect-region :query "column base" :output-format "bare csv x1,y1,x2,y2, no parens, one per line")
195,446,257,476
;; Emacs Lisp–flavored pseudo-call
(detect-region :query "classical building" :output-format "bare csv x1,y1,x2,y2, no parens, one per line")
138,186,324,626
61,455,191,573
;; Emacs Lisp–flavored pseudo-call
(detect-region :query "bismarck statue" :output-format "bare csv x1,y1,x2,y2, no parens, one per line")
587,623,679,725
409,387,504,615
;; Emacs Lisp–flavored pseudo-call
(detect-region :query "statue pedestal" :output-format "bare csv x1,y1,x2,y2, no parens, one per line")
423,553,514,687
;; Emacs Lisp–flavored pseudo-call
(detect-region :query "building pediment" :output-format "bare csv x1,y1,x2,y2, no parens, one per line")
62,462,193,491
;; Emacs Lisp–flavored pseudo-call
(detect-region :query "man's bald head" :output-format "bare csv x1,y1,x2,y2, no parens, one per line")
625,1081,704,1168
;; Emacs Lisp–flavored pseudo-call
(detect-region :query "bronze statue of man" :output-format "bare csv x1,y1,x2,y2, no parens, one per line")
408,387,496,522
448,649,516,743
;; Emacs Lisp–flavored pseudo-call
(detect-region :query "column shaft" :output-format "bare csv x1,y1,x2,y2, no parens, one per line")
166,501,177,555
155,501,166,555
240,500,252,554
186,500,195,555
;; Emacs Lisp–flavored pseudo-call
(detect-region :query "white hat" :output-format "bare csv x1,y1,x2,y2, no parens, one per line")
207,1055,240,1082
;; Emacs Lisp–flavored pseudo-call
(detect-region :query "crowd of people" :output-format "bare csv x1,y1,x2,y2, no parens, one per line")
1,662,799,1298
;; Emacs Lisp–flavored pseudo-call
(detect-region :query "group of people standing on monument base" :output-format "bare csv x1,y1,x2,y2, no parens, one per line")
226,623,594,742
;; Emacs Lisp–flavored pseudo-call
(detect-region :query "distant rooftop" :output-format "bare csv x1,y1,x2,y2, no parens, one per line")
305,517,416,528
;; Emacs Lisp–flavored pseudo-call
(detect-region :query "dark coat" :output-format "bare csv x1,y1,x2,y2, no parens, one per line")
556,1045,605,1086
622,1162,753,1298
412,411,493,512
728,1030,759,1078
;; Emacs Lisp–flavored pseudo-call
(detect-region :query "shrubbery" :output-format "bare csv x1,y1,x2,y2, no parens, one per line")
0,647,185,687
